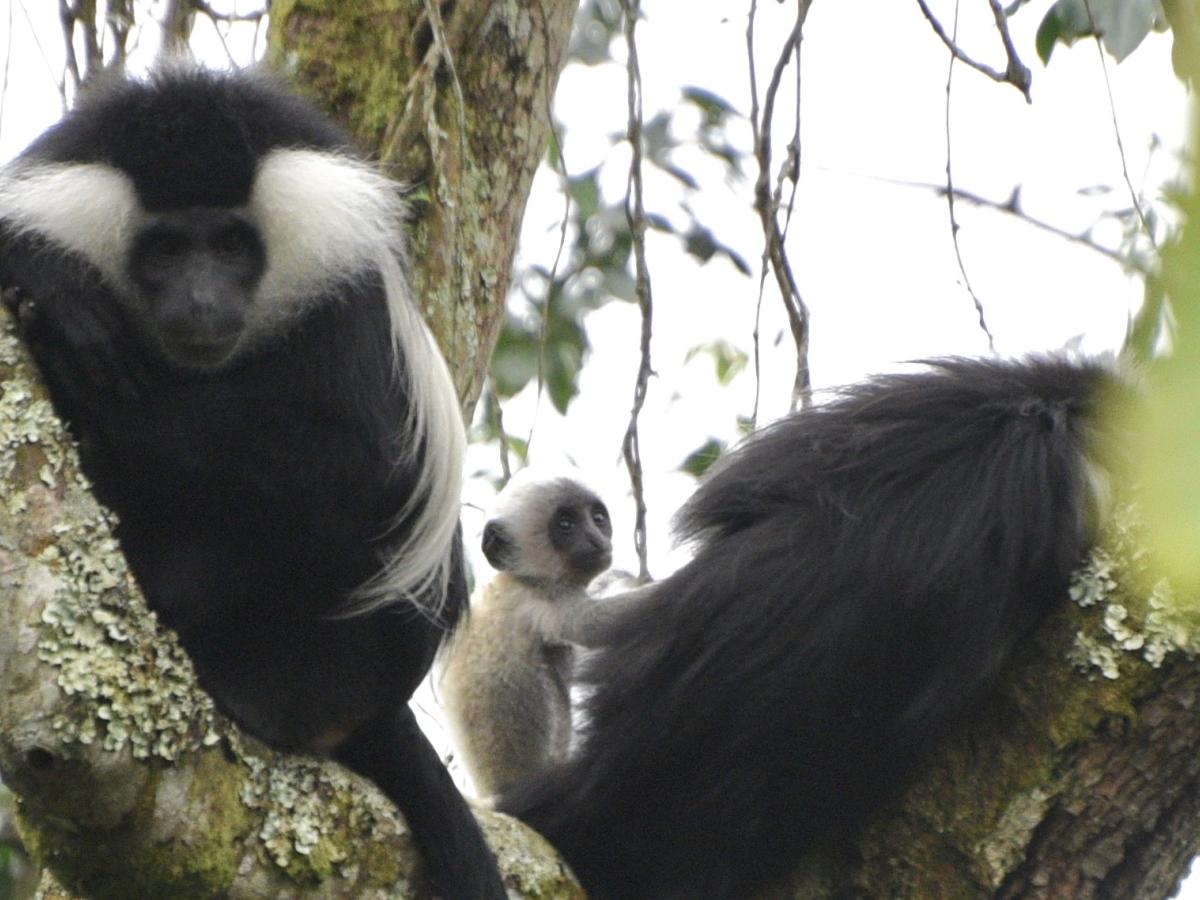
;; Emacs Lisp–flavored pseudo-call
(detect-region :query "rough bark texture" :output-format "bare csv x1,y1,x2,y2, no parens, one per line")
0,314,580,897
0,313,582,899
268,0,578,414
0,1,584,896
777,516,1200,899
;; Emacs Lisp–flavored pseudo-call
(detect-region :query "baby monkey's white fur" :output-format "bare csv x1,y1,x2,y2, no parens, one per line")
439,472,615,801
441,573,579,801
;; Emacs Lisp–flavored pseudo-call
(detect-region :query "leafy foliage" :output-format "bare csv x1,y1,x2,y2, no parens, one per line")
1029,0,1166,63
489,88,749,416
679,437,725,478
1121,171,1200,596
685,340,748,387
569,0,624,67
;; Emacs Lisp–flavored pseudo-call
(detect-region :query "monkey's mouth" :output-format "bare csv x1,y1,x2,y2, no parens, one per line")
159,332,241,370
575,549,612,579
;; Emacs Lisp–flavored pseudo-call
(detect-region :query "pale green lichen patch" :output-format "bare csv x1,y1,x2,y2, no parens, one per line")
0,327,71,508
35,508,222,760
1068,505,1198,679
238,749,408,886
1,318,221,762
977,787,1051,887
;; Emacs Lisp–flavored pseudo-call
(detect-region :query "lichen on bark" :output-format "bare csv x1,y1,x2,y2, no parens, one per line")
0,308,584,897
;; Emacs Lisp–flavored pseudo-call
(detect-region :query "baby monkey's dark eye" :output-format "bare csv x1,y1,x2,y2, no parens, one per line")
591,504,611,532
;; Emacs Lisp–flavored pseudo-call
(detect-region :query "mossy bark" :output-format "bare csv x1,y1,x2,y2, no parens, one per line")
0,1,583,896
775,517,1200,899
268,0,578,416
0,312,583,898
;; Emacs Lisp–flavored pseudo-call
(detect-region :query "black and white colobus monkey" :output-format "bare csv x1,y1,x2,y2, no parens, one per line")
439,473,613,800
0,69,507,899
501,357,1117,900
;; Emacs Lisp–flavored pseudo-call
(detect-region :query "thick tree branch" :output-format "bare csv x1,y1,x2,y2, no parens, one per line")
0,312,581,898
0,1,584,896
780,511,1200,898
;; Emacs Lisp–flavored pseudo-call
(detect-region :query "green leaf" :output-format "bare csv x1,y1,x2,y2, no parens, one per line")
1036,0,1090,64
1036,0,1163,64
490,317,541,398
682,86,738,127
685,340,749,386
642,112,677,161
568,170,602,220
685,227,719,263
682,225,750,275
569,0,622,66
545,316,587,413
1117,177,1200,596
488,308,590,415
604,267,638,303
505,435,530,464
680,438,726,478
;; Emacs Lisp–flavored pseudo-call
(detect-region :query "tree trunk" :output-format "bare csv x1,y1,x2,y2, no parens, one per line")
268,0,577,412
779,514,1200,898
0,313,584,898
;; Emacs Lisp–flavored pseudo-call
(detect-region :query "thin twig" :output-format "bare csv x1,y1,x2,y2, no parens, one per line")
939,0,996,351
936,184,1149,272
748,0,813,412
620,0,654,583
525,0,574,459
0,0,13,145
1081,0,1158,253
106,0,132,72
854,169,1152,271
915,0,1032,101
16,0,63,108
59,0,81,98
160,0,195,58
746,0,764,427
487,379,514,484
191,1,266,24
986,0,1033,101
773,1,807,402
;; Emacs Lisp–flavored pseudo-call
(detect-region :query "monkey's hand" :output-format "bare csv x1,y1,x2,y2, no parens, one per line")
1,278,146,402
1,284,34,327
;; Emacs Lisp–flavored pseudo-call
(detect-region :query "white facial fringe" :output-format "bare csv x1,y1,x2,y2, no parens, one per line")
0,149,466,620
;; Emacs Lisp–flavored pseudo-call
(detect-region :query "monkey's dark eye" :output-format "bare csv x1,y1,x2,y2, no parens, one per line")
139,230,188,263
592,508,609,528
555,514,576,534
210,224,257,258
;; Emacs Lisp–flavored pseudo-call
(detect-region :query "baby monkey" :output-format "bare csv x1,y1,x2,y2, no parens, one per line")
439,473,613,800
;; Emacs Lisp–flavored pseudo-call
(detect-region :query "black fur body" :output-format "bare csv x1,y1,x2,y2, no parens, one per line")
502,357,1112,899
0,70,504,899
